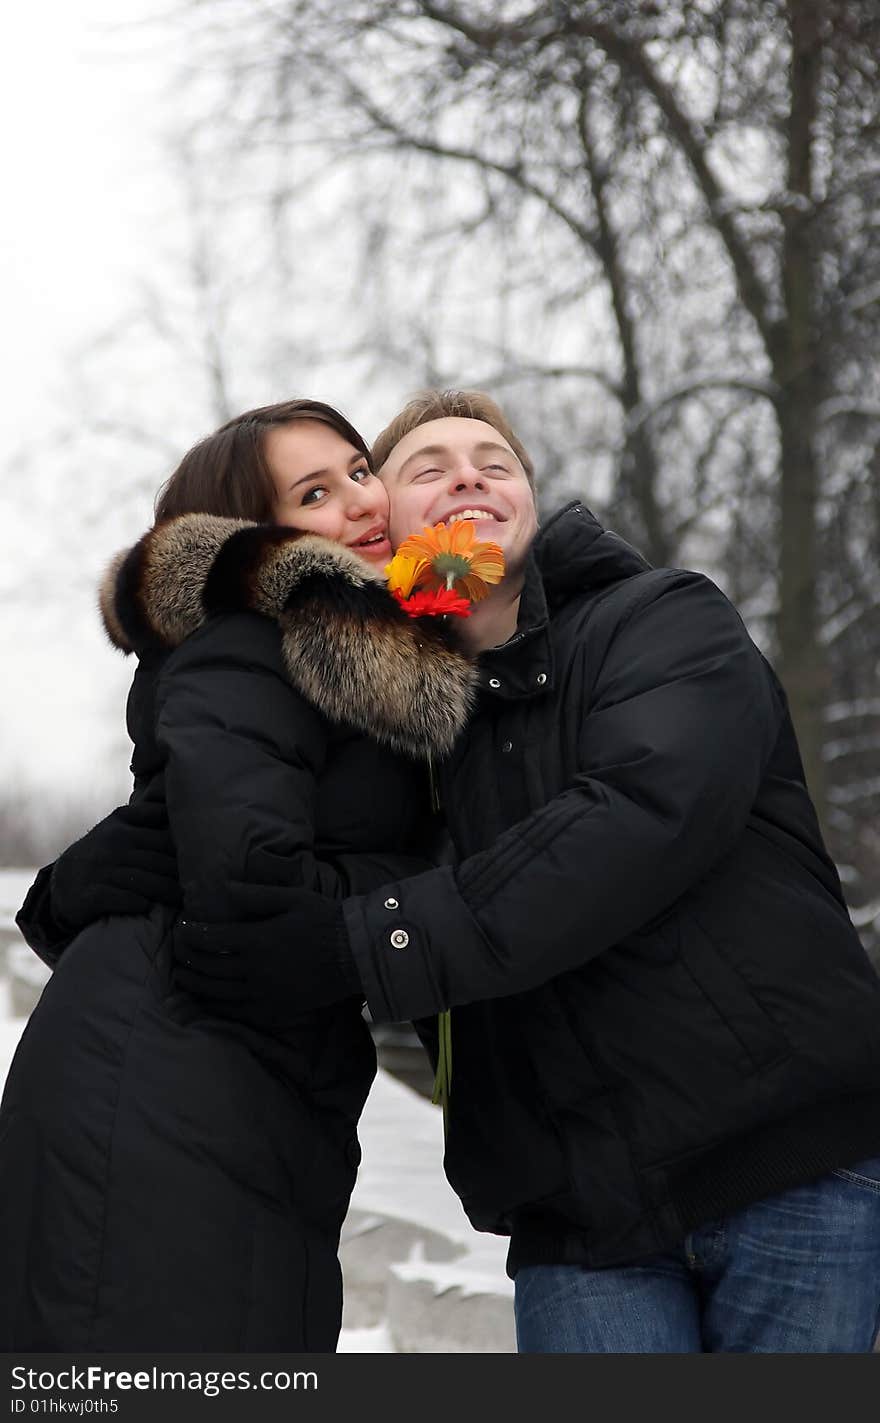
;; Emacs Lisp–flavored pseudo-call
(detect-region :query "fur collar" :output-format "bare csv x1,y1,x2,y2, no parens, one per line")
99,514,476,759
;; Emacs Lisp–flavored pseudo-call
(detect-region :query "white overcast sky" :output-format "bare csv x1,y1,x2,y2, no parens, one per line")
0,2,168,441
1,2,172,813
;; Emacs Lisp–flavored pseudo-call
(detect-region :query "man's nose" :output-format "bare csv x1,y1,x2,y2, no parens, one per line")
449,465,487,492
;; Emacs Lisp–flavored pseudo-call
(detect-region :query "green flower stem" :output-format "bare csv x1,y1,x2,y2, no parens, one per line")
431,1009,452,1136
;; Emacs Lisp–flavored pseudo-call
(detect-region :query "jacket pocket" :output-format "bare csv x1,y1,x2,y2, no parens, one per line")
675,918,790,1072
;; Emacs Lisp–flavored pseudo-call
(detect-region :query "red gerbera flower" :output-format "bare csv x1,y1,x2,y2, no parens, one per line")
392,587,473,619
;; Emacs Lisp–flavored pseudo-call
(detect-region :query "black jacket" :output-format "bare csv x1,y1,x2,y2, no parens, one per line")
341,503,880,1273
4,515,473,1350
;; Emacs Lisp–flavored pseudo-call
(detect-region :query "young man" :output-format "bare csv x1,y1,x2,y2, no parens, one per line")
22,391,880,1352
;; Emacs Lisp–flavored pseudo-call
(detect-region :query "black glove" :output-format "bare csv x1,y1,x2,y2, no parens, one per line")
47,798,181,935
171,883,362,1026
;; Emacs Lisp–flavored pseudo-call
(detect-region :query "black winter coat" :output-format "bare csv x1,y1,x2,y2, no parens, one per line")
340,504,880,1274
2,515,473,1350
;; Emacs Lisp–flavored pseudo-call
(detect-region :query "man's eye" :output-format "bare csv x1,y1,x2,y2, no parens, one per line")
412,468,442,481
485,464,510,473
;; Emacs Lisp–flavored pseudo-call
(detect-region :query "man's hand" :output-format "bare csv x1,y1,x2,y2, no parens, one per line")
171,883,362,1026
49,799,181,934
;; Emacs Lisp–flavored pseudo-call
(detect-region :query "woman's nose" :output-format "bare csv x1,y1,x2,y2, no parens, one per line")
347,479,386,519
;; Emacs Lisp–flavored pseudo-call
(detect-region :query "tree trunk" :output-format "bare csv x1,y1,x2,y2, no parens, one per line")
579,90,671,567
777,397,828,826
776,0,828,832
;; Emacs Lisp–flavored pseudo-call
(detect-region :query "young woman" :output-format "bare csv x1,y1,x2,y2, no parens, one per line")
0,398,474,1351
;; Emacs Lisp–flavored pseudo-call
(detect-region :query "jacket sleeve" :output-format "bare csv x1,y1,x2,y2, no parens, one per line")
154,612,428,921
343,570,786,1022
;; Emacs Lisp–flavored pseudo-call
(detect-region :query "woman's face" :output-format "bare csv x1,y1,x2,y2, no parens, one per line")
265,419,392,566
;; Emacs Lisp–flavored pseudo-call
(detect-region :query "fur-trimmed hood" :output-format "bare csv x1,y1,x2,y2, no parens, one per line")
99,514,477,759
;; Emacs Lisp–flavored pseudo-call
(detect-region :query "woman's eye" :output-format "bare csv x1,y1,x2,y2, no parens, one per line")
350,466,372,483
301,485,328,505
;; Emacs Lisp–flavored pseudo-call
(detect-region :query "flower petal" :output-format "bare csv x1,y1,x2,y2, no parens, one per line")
385,550,430,598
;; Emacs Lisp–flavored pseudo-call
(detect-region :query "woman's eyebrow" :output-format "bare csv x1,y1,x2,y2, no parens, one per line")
288,467,330,490
287,452,366,491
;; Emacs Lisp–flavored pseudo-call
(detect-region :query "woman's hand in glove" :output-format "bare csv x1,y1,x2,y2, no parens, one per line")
17,800,181,965
171,883,362,1026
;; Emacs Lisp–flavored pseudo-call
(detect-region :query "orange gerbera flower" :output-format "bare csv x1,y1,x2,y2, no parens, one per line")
394,521,505,602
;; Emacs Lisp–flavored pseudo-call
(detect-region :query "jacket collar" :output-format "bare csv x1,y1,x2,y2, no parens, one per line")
476,501,651,701
537,501,652,601
99,514,477,760
477,556,554,700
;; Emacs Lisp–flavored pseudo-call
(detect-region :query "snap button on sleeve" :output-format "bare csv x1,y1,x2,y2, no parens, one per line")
384,897,399,910
489,677,501,689
390,929,409,950
536,672,547,685
502,740,513,753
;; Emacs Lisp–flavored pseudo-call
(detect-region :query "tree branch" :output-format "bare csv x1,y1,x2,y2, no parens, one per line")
626,372,781,433
329,67,602,253
413,2,780,357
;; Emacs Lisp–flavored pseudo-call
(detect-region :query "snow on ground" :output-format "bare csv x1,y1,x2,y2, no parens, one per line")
0,869,514,1352
340,1060,513,1351
337,1322,394,1353
0,870,36,929
0,1001,24,1067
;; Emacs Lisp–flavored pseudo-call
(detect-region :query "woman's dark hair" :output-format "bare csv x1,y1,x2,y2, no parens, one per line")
154,398,371,523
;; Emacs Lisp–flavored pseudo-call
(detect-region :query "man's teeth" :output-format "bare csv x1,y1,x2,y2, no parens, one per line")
447,510,498,523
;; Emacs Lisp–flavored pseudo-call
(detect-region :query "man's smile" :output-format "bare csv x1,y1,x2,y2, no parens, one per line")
441,504,506,525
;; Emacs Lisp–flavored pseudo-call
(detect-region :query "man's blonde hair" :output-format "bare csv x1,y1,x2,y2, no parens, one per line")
372,389,535,488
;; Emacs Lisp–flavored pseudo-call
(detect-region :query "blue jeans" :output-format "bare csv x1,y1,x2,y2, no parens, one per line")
514,1158,880,1352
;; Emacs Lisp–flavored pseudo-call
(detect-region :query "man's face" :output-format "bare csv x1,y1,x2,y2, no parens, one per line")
379,417,538,580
